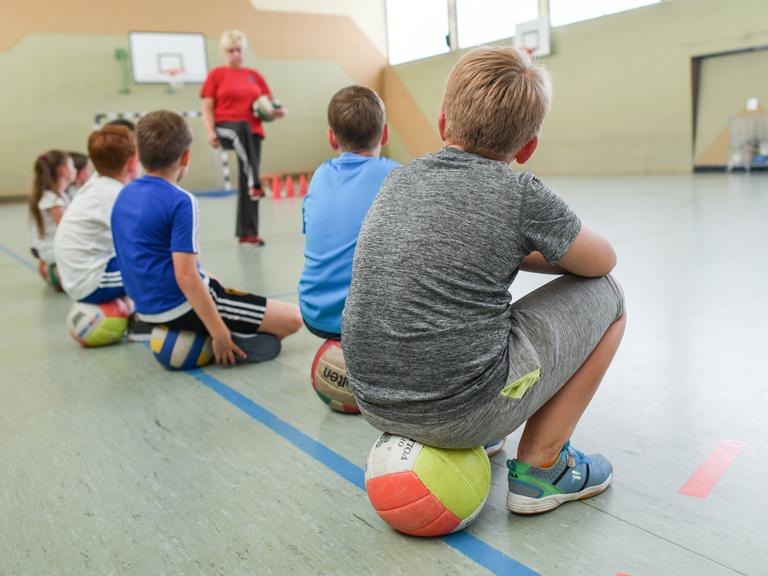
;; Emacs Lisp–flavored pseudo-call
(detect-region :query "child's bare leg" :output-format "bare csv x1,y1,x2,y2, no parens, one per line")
516,312,626,467
258,299,303,340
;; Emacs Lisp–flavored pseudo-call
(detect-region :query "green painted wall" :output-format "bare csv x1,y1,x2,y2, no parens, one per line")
694,49,768,164
6,0,766,194
382,125,409,167
0,34,351,195
388,0,768,174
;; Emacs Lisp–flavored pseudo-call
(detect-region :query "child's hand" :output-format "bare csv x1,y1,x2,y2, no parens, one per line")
211,332,246,366
208,132,221,148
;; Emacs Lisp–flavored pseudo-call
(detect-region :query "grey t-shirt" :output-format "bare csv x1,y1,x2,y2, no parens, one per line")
342,147,581,422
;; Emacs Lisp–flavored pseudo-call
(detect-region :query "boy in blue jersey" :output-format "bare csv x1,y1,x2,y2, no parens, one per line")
298,86,400,340
112,111,302,365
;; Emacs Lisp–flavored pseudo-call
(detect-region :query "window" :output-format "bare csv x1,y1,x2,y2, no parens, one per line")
386,0,450,65
456,0,538,49
549,0,661,27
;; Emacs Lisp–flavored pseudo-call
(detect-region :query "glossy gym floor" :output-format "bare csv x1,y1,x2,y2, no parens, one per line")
1,174,765,576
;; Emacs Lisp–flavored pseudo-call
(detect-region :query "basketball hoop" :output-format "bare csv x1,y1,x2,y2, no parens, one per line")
163,68,186,93
514,17,551,58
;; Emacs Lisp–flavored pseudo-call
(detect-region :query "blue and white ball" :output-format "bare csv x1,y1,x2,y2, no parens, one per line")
150,325,213,370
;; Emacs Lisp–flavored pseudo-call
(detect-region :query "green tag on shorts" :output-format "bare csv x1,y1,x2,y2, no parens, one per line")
500,368,541,399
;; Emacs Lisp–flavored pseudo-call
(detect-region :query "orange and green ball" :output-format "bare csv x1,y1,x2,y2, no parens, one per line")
365,433,491,537
67,298,131,347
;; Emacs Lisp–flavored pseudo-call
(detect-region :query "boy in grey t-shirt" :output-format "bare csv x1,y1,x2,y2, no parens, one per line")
342,47,626,515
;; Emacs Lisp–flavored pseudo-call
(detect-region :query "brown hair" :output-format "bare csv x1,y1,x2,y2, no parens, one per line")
136,111,193,171
87,125,136,177
68,151,89,172
442,46,552,158
105,118,136,132
327,86,385,152
29,150,70,238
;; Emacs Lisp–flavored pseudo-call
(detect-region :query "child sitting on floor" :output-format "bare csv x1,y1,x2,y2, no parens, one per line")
55,127,137,304
28,150,76,290
111,110,302,365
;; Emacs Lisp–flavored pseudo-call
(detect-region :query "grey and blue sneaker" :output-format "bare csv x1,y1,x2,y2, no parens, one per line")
233,333,281,364
506,441,613,514
484,438,506,458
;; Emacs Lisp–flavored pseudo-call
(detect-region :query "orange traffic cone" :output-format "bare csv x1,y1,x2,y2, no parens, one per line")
271,175,281,199
285,175,295,198
299,173,309,197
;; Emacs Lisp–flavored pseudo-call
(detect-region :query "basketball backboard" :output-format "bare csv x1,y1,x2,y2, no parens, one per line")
514,17,551,57
128,32,208,84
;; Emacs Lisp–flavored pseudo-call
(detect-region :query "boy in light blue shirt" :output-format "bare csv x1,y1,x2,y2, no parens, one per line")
299,86,400,340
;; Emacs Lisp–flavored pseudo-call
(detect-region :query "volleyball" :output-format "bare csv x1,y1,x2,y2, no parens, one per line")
364,433,491,537
252,95,282,121
67,298,131,347
311,340,359,414
150,325,213,370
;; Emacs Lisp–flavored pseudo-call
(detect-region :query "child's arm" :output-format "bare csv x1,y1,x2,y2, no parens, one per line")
521,182,614,279
201,98,219,147
172,252,245,366
557,225,616,277
521,251,566,274
50,205,65,225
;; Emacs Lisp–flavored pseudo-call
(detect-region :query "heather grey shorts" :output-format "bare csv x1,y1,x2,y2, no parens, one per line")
360,274,624,448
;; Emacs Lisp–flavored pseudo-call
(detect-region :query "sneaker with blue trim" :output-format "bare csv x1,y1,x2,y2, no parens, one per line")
484,438,506,458
506,441,613,514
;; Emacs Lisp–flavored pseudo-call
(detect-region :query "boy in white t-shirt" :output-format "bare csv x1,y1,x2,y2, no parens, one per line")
55,125,139,304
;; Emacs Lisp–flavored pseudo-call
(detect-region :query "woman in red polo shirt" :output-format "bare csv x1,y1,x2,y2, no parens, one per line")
201,30,285,246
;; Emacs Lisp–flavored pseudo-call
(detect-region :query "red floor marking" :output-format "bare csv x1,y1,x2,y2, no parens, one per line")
679,439,746,499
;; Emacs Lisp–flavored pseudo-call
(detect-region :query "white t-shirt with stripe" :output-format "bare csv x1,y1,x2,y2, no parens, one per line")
54,176,124,300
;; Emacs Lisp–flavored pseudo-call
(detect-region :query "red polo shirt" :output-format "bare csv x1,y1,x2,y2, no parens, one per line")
200,66,273,137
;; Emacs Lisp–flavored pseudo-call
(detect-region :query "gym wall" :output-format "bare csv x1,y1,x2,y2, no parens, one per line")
384,0,768,174
0,0,391,197
7,0,767,198
694,48,768,168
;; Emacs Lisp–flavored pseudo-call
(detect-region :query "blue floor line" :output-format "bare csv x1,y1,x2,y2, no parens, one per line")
2,236,539,575
192,369,539,576
0,240,37,272
193,189,237,198
193,371,365,490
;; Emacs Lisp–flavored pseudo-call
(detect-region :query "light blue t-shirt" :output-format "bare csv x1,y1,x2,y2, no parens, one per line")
111,175,204,321
299,153,400,334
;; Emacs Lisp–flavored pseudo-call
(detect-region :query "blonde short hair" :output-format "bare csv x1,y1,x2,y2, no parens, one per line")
442,46,552,158
220,30,247,52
